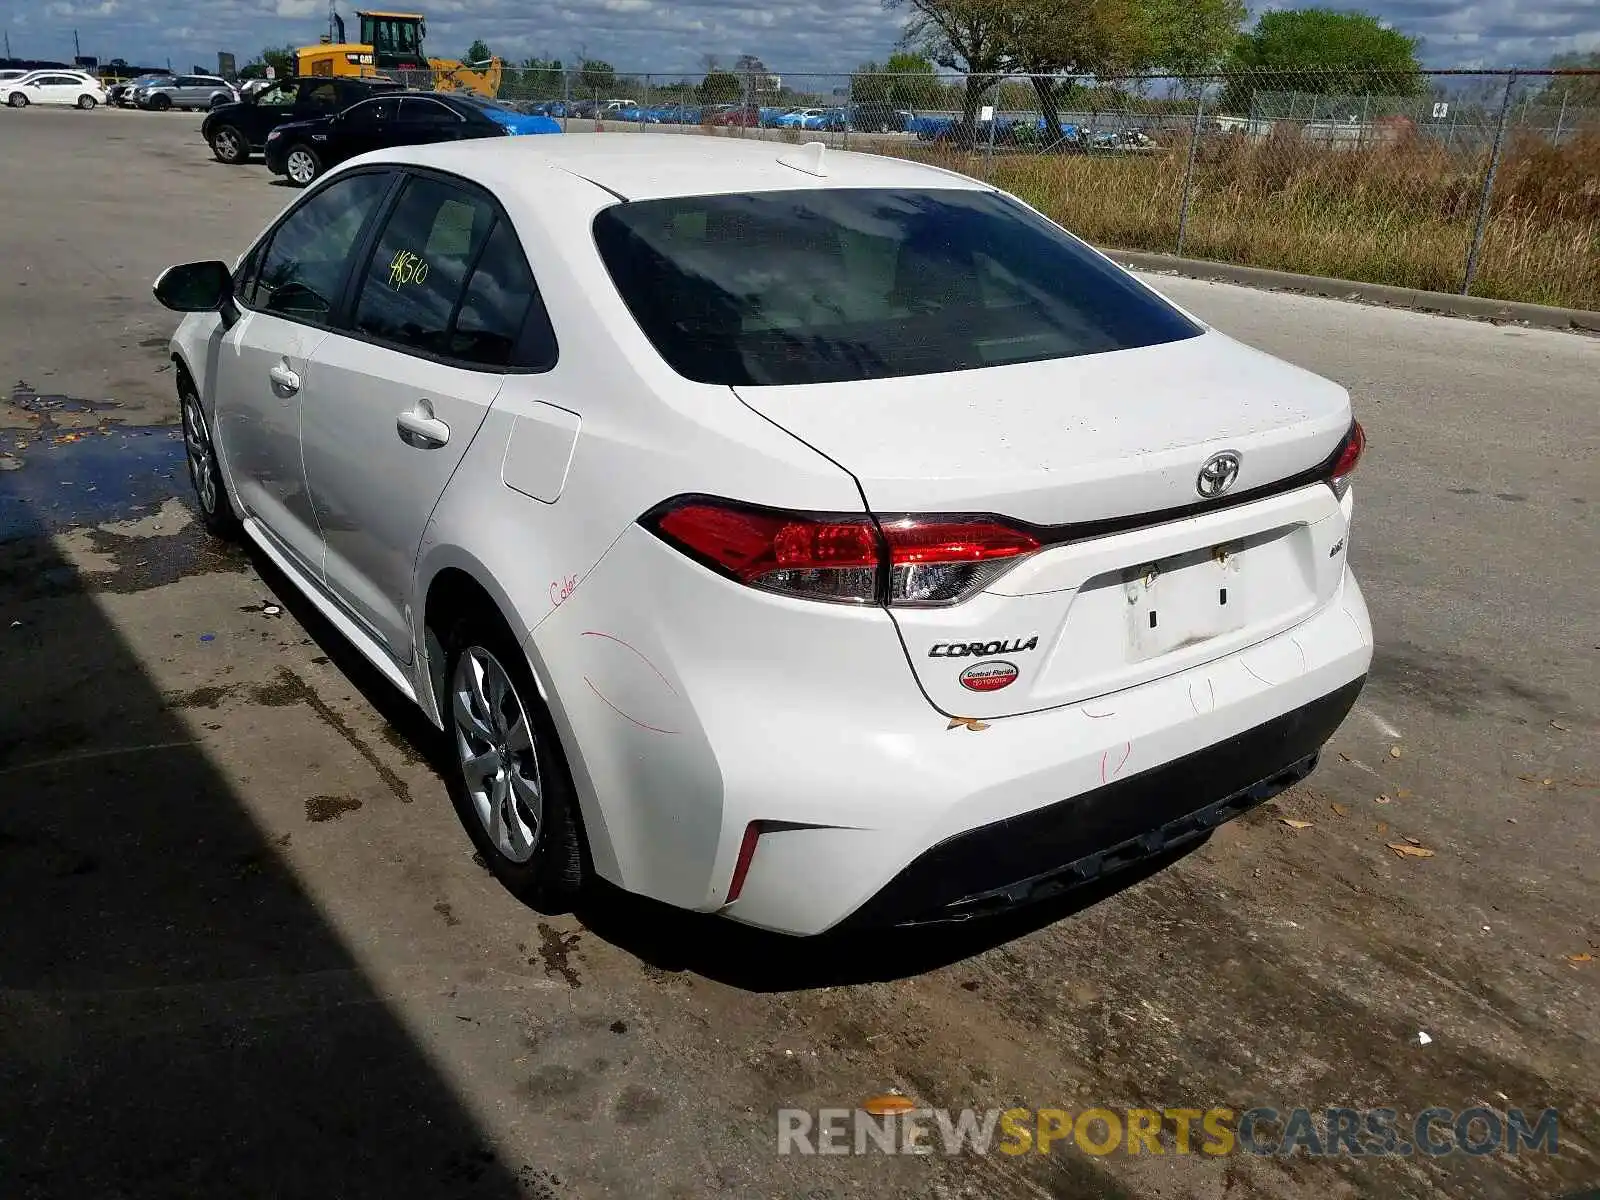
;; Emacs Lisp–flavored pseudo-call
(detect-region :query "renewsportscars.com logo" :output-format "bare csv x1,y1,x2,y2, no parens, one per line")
776,1100,1562,1158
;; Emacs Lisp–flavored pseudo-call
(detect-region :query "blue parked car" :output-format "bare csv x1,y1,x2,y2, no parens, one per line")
776,108,830,131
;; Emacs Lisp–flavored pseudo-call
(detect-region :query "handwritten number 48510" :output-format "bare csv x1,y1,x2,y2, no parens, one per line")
388,250,428,290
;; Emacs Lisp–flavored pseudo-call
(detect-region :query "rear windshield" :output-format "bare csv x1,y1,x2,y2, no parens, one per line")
591,188,1202,386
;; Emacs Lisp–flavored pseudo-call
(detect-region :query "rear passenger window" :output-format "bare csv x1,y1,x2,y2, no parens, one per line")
448,219,551,369
351,175,554,369
353,176,496,357
248,171,391,323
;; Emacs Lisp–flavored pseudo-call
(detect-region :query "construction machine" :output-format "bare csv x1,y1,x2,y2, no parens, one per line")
295,7,502,98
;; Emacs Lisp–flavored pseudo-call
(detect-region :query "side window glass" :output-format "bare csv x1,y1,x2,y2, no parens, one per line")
450,219,553,369
306,82,339,109
351,176,495,357
249,172,391,322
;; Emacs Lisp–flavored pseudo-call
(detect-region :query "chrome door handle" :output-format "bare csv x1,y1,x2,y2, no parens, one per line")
268,363,301,395
396,401,450,447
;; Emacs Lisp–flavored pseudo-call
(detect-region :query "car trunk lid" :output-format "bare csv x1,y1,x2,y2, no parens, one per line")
732,331,1356,717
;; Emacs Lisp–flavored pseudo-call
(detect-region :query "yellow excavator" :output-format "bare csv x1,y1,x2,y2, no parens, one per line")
295,7,502,98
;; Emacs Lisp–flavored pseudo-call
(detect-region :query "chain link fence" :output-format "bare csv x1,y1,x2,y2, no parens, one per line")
395,65,1600,310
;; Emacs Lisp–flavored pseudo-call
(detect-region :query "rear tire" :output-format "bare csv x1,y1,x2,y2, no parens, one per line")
439,608,587,910
77,94,97,110
7,92,27,108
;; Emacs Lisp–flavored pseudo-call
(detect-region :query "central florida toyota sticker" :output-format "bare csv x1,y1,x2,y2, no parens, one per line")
959,660,1019,692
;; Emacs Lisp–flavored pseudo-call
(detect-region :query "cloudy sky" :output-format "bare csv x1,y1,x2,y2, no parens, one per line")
3,0,1595,76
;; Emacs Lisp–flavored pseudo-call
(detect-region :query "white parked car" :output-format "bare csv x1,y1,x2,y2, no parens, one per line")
154,136,1372,937
5,69,107,109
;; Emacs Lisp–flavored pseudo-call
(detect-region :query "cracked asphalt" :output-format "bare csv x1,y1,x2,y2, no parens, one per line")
1,107,1598,1200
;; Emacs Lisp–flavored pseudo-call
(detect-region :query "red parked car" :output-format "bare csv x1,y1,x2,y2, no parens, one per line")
704,103,760,127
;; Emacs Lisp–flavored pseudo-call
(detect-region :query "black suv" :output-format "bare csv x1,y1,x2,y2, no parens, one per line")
202,76,405,164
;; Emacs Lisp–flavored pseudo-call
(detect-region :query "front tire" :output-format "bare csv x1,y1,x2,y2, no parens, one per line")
151,93,171,112
210,124,246,164
178,376,240,539
441,612,586,909
8,92,27,108
283,144,322,187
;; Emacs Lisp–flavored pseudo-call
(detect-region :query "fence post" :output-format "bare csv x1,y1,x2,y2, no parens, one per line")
1176,83,1206,257
1553,89,1568,146
1462,71,1515,295
562,67,569,132
640,74,649,133
983,85,998,181
741,72,751,139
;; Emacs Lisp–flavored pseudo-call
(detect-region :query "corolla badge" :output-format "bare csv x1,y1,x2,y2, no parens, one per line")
1196,451,1242,498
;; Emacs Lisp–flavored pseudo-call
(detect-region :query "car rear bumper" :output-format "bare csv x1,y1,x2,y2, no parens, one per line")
531,523,1374,938
838,675,1362,928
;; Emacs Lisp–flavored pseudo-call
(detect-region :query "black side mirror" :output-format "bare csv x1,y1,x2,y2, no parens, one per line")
153,260,233,312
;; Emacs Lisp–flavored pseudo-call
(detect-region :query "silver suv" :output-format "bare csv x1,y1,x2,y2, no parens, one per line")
137,74,237,112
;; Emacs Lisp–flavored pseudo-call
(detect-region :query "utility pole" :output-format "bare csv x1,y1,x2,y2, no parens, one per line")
74,29,81,59
4,31,12,61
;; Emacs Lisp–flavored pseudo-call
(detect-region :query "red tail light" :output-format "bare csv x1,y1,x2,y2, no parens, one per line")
1328,421,1365,498
647,499,1039,606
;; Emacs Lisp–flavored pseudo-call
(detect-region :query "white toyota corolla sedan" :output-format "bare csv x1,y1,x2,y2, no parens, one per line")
155,135,1372,936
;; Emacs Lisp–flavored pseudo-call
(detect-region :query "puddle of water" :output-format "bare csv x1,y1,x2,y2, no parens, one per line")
0,425,187,542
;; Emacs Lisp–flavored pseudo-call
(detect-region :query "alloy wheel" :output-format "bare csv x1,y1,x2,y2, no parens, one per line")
286,148,317,185
180,393,218,515
452,646,542,865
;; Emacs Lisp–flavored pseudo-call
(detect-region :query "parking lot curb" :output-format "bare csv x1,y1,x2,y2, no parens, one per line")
1108,250,1600,334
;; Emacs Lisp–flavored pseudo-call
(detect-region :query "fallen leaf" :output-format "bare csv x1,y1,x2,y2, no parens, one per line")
1376,794,1392,804
1550,720,1570,731
1403,835,1423,845
1395,788,1413,800
1387,842,1435,859
1564,953,1591,965
1280,818,1314,830
1376,821,1389,835
1330,803,1349,817
1389,746,1402,759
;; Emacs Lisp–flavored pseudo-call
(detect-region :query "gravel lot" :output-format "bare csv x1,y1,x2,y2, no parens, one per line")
2,106,1598,1200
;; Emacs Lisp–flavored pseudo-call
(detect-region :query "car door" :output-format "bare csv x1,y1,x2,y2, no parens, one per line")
296,78,343,121
331,95,399,159
34,74,81,105
243,79,297,143
394,96,469,147
212,169,396,577
302,173,547,662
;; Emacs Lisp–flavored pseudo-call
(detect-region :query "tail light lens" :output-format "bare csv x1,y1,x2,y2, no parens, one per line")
647,500,1039,607
1328,420,1365,499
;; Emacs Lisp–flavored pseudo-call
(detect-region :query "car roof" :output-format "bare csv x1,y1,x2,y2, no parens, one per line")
363,132,992,202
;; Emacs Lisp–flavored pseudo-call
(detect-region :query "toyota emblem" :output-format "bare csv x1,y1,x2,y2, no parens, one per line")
1196,451,1241,498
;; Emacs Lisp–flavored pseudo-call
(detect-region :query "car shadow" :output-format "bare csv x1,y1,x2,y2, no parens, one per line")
572,841,1209,991
0,503,531,1195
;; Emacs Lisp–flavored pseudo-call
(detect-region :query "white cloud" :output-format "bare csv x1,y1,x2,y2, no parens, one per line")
275,0,319,17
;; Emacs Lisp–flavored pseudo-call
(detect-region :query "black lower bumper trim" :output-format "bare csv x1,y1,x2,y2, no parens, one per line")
845,675,1366,928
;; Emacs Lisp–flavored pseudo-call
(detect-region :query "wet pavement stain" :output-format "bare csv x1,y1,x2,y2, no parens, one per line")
254,666,414,804
305,794,363,823
433,901,462,927
536,922,583,989
166,684,235,710
0,423,187,543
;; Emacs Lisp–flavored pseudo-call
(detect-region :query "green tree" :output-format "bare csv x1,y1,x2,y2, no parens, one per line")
1544,50,1600,108
697,70,742,104
579,58,616,94
1221,9,1425,112
260,43,299,79
1139,0,1245,75
1004,0,1145,138
464,39,492,64
887,0,1017,143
